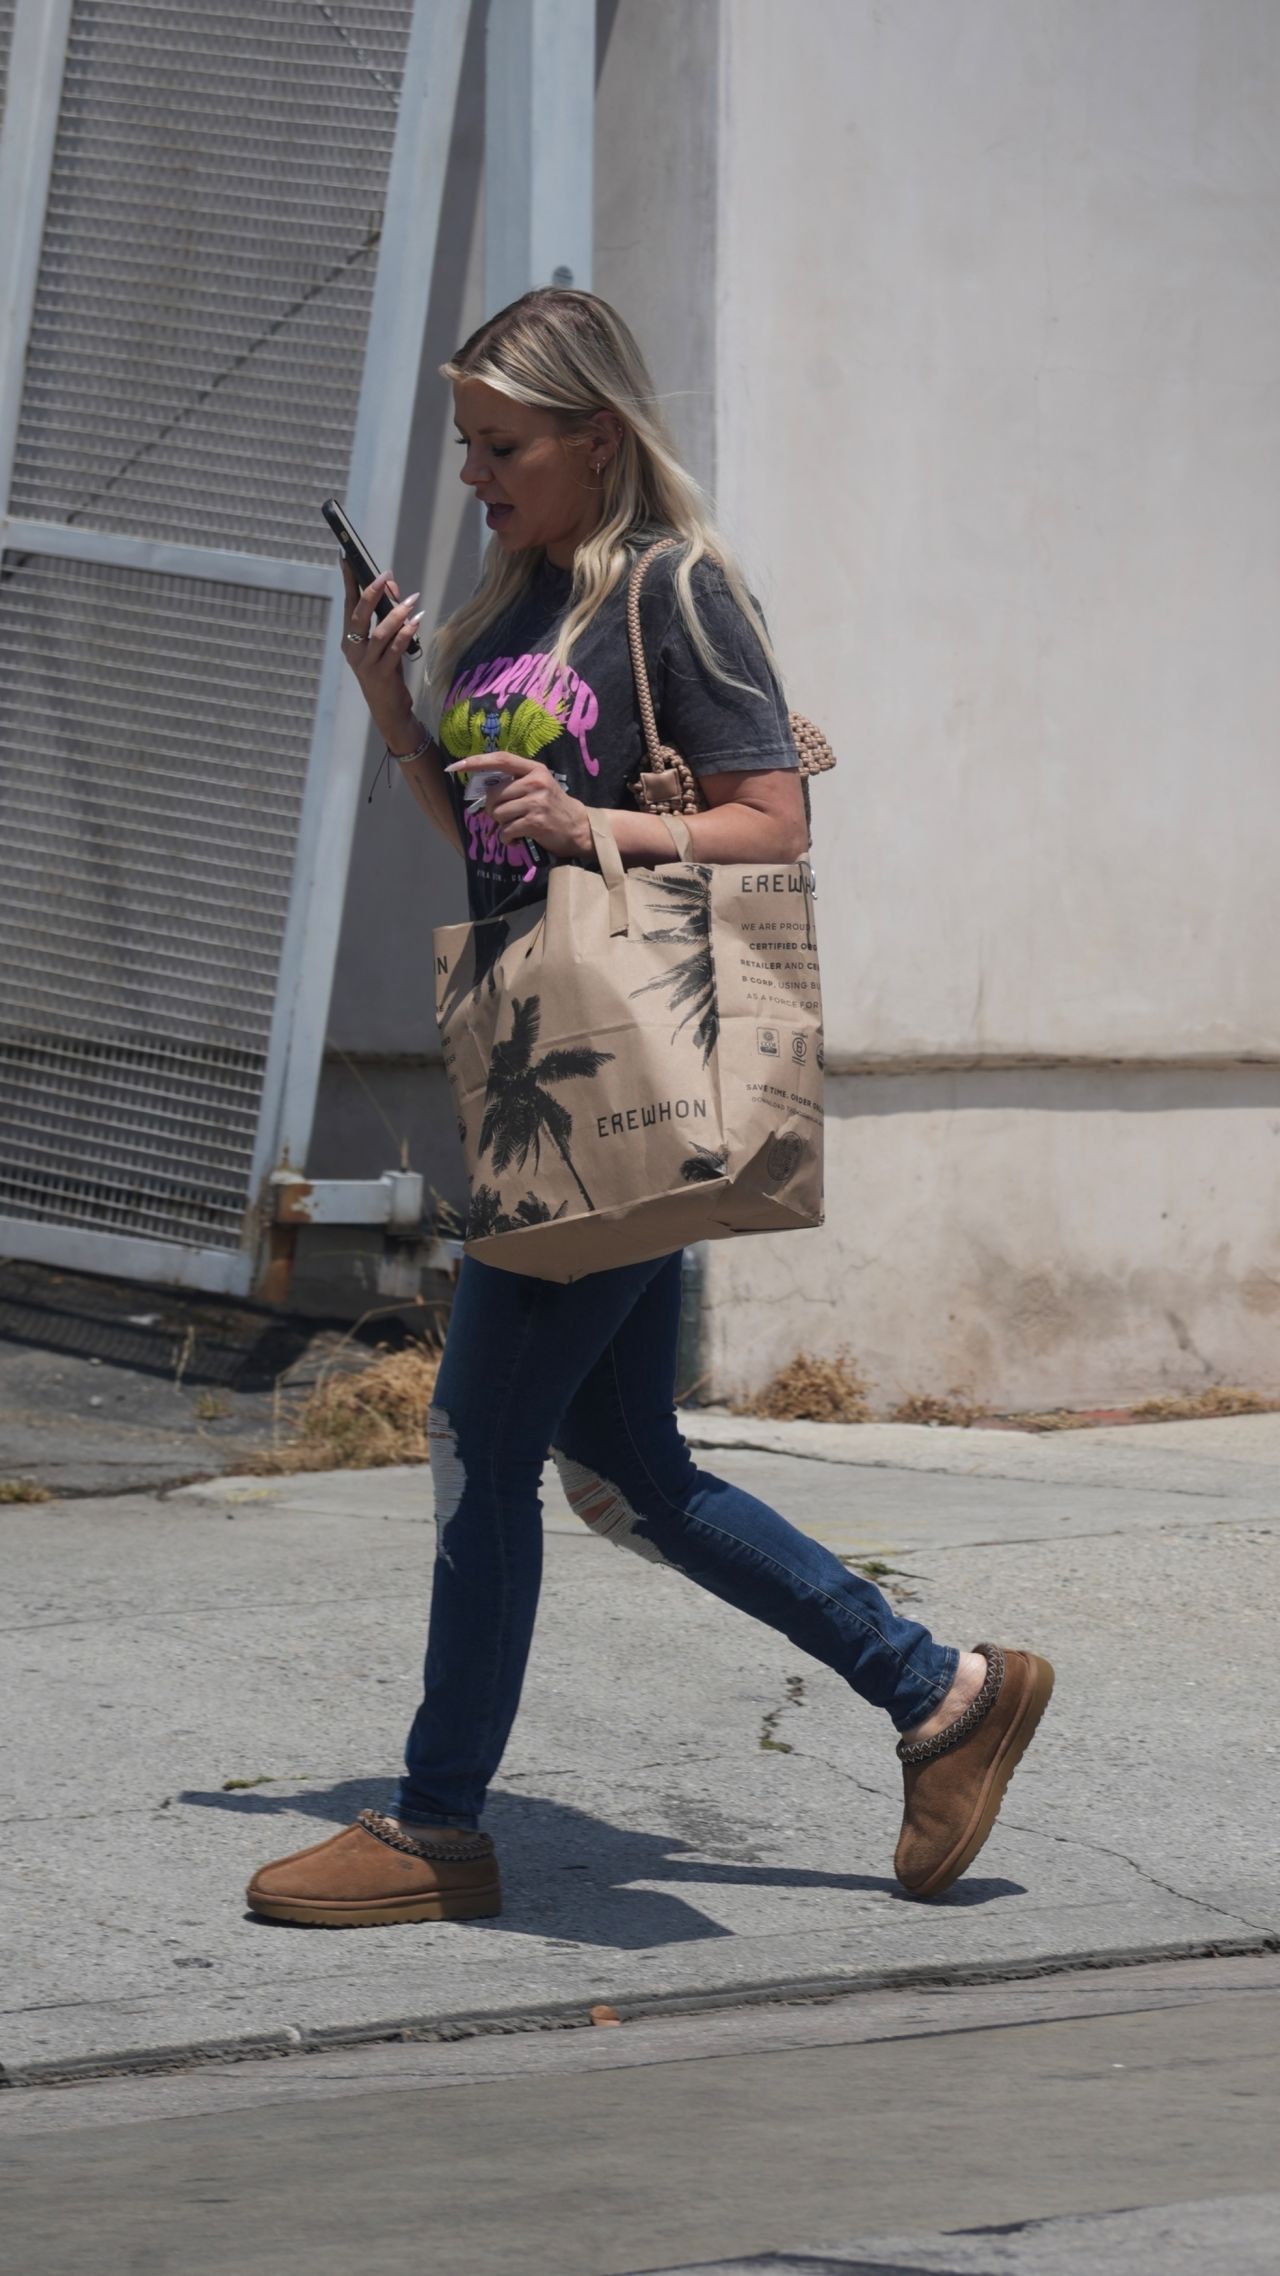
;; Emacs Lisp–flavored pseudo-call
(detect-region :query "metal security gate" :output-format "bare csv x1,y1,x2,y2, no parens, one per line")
0,0,467,1293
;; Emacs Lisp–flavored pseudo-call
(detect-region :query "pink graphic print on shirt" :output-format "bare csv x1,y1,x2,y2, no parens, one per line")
440,650,602,886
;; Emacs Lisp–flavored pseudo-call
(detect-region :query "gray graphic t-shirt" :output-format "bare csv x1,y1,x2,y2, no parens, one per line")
440,543,798,921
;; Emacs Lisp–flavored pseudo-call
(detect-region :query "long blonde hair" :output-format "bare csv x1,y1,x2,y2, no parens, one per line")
427,288,776,708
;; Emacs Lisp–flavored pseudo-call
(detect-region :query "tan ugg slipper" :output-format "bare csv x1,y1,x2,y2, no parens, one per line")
894,1644,1055,1900
246,1810,500,1927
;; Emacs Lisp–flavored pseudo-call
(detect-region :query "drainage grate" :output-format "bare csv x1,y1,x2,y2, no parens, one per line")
0,1258,318,1387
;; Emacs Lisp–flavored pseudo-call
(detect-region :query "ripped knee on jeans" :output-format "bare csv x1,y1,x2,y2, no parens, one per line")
551,1450,670,1566
427,1402,466,1565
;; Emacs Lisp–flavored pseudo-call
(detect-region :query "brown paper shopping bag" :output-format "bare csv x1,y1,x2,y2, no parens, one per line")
434,814,823,1281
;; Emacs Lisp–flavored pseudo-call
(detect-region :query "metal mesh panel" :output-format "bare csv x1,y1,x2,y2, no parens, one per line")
0,1,15,128
8,0,415,560
0,550,328,1246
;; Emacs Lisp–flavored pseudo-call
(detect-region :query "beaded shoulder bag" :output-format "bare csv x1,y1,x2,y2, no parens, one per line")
625,539,837,818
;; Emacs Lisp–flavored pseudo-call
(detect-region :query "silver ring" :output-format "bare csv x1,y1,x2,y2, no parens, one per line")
343,630,367,648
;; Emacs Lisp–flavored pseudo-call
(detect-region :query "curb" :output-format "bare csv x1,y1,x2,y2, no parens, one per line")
4,1930,1275,2091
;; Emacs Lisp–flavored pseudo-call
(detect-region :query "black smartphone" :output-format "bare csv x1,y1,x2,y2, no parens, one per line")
321,496,422,660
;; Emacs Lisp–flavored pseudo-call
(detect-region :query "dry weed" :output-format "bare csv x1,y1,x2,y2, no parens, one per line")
1127,1385,1279,1423
0,1479,50,1503
1010,1384,1280,1431
249,1341,441,1475
1011,1409,1108,1432
838,1553,921,1604
741,1347,871,1425
887,1389,991,1428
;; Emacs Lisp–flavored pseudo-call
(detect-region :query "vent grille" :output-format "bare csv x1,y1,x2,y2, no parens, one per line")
8,0,414,560
0,2,421,1264
0,1,14,127
0,550,327,1247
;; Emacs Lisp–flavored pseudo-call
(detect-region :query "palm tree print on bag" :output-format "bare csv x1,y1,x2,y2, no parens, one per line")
478,995,615,1213
630,867,719,1065
466,1185,569,1239
471,916,509,998
801,862,817,956
437,915,513,1035
680,1141,727,1183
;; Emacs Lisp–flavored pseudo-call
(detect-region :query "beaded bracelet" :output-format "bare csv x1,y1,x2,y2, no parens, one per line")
368,727,432,801
388,730,433,765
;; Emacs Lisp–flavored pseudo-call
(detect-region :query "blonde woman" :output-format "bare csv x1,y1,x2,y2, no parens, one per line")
248,292,1052,1927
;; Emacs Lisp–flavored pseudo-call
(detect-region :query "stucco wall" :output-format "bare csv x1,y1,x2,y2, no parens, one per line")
593,0,720,492
702,0,1280,1403
703,1065,1280,1411
716,0,1280,1063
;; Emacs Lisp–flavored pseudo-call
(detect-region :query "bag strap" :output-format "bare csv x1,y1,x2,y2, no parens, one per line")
626,538,680,771
585,809,693,939
587,812,631,935
626,537,839,812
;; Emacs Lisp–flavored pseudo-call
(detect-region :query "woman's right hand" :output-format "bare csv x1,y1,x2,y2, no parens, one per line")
339,558,425,751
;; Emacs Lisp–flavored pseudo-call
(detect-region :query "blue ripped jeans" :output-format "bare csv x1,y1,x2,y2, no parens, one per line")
397,1251,959,1829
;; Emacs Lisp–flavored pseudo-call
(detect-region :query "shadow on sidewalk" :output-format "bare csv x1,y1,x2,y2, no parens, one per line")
179,1776,1025,1947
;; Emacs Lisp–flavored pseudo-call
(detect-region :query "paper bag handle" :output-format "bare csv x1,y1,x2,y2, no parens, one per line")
586,810,696,938
659,813,694,860
587,812,631,936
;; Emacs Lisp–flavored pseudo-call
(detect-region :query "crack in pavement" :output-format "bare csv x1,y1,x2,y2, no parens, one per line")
498,1756,728,1782
691,1436,1271,1497
785,1744,900,1812
0,1591,426,1634
3,1767,739,1836
1,1800,183,1829
759,1675,808,1755
783,1740,1275,1937
998,1809,1278,1937
885,1515,1262,1558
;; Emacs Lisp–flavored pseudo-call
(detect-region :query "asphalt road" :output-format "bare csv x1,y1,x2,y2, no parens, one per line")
2,1955,1274,2276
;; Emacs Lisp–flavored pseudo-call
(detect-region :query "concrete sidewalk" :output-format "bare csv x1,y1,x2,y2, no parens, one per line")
3,1416,1277,2083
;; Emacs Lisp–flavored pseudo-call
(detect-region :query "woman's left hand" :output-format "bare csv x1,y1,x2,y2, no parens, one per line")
465,753,592,859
